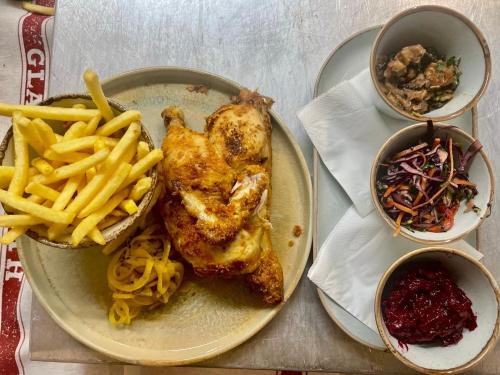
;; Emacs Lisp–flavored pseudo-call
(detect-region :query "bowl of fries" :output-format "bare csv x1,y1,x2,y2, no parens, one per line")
0,70,163,249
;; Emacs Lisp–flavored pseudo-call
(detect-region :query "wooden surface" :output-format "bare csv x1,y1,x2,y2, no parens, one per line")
31,0,500,373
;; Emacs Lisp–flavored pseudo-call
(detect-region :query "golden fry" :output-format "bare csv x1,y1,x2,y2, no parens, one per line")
136,141,149,160
0,166,15,189
78,163,132,218
63,121,88,141
8,120,29,196
32,118,57,146
0,214,43,227
119,199,138,215
43,149,91,163
84,114,102,136
64,169,110,217
14,113,45,155
88,227,106,245
0,189,74,224
96,110,141,137
25,182,60,201
50,135,117,154
21,2,54,16
129,177,152,201
72,189,129,246
97,215,121,230
51,175,83,211
110,209,127,217
83,70,114,122
72,103,87,109
0,226,27,244
119,149,163,189
0,103,99,121
31,158,54,176
26,194,45,204
103,122,141,169
34,148,110,185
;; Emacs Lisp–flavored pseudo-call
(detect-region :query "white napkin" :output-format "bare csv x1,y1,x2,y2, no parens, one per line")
298,68,483,333
297,69,395,216
308,206,482,331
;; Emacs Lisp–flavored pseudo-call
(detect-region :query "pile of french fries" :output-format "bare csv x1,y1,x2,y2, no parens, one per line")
0,70,163,247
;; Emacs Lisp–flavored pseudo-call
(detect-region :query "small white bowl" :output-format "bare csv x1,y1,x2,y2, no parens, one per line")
371,122,494,244
370,5,491,121
375,247,500,374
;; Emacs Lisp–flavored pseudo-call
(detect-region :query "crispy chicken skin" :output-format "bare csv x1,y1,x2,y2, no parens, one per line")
159,90,283,304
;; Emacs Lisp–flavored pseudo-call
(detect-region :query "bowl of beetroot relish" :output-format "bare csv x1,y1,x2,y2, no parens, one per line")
375,247,500,374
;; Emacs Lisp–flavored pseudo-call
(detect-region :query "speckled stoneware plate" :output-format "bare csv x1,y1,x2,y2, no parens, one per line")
17,67,312,365
312,26,479,350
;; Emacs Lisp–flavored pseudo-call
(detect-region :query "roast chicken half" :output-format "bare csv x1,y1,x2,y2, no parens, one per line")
159,89,284,304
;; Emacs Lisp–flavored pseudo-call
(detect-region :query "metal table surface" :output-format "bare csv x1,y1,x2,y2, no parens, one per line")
31,0,500,373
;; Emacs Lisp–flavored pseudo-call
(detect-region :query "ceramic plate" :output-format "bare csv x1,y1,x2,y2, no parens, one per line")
17,67,313,365
312,26,477,350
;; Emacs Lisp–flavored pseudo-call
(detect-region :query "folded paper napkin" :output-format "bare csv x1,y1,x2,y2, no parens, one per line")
308,206,482,331
298,68,483,333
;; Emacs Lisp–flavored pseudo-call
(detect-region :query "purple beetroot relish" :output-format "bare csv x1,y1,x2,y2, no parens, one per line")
382,261,477,347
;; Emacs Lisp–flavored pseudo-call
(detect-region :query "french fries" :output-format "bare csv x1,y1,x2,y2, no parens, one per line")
96,111,141,137
25,182,60,201
119,149,163,189
0,226,28,244
119,199,138,215
0,103,99,121
85,115,102,136
88,227,106,245
72,189,129,246
50,135,117,154
33,148,110,185
136,141,150,160
0,69,162,246
103,122,141,169
78,162,131,218
0,215,44,227
63,121,88,141
8,120,29,196
0,166,15,189
31,158,54,176
84,70,115,122
14,112,46,155
43,149,90,163
52,175,83,211
129,177,152,201
0,189,74,224
32,118,57,145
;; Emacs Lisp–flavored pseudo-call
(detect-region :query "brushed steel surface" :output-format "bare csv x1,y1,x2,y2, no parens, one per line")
31,0,500,373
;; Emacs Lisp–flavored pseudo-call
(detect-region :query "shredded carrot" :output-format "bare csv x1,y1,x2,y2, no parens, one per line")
393,202,417,216
383,185,398,198
452,178,476,187
413,167,436,206
393,212,404,236
427,225,444,233
413,139,454,210
413,192,423,206
433,138,441,147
